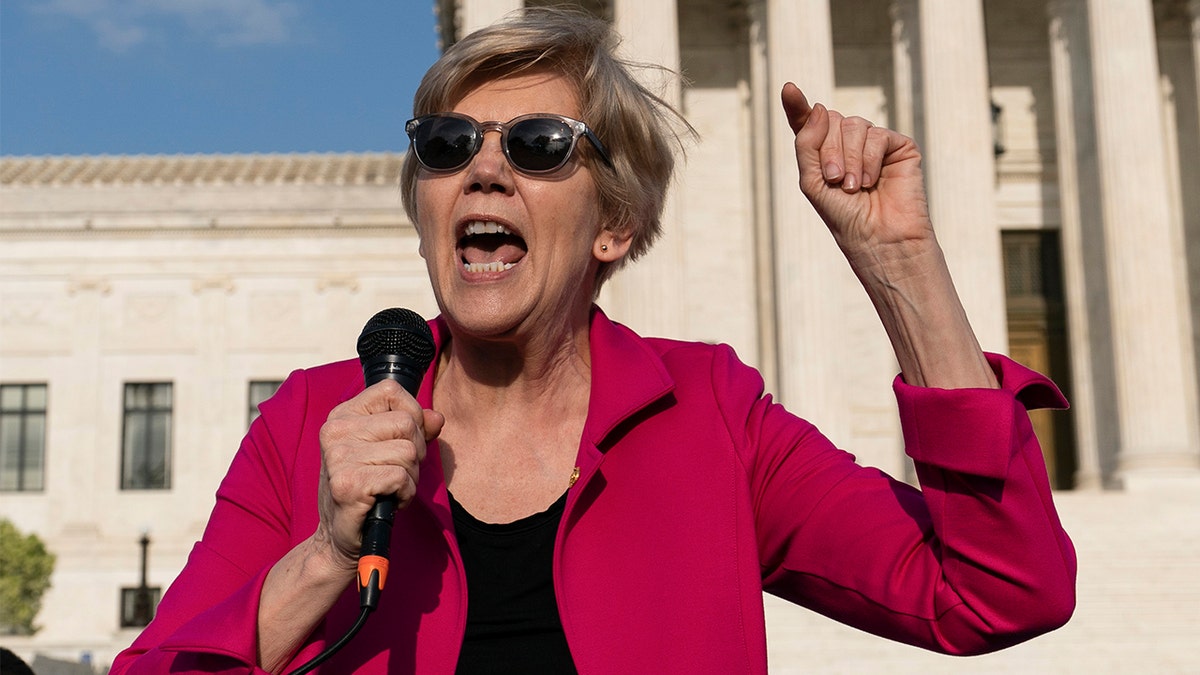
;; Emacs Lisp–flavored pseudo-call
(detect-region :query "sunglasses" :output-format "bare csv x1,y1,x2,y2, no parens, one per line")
405,112,614,175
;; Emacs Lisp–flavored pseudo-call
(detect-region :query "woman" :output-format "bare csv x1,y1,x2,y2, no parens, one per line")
112,8,1075,674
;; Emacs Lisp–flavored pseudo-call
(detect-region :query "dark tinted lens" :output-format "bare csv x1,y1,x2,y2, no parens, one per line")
507,118,574,172
414,117,478,170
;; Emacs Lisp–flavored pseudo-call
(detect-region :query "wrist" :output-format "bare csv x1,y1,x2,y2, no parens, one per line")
303,527,358,579
842,234,944,283
851,242,997,389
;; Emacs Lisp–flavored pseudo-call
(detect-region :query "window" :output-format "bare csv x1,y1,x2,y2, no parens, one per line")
119,586,162,628
121,383,172,490
247,380,283,426
0,384,47,492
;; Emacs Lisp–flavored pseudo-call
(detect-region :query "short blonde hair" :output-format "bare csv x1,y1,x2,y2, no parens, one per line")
400,6,691,284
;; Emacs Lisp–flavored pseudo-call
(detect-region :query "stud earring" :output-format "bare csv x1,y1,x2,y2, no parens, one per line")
601,244,609,252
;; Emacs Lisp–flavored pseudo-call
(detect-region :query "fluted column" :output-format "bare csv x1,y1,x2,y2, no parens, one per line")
763,0,856,441
603,0,687,339
889,0,919,141
1182,0,1200,407
913,0,1008,353
748,0,780,396
1046,0,1118,488
1086,0,1200,479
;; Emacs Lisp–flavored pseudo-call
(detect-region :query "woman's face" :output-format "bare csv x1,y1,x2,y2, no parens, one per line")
413,71,627,342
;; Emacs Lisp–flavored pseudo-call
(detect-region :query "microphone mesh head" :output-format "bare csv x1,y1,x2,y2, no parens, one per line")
356,308,435,367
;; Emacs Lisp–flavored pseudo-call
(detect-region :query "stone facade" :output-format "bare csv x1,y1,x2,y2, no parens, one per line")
2,0,1199,670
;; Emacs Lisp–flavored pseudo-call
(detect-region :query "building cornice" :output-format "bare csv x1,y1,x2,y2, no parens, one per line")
0,152,414,232
0,152,405,188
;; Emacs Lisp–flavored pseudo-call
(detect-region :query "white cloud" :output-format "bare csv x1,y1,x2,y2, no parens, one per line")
33,0,301,52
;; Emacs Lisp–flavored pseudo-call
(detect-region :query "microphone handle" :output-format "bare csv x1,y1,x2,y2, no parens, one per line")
358,494,397,610
357,366,425,610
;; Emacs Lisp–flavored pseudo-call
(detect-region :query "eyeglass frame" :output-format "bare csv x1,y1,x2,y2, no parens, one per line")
404,112,615,175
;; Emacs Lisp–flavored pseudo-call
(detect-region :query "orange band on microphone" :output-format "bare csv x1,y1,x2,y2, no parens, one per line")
358,555,389,590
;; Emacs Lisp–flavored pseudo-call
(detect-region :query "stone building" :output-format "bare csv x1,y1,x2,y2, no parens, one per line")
1,0,1197,671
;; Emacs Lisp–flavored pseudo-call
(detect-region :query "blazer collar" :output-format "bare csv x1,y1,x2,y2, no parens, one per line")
581,305,675,450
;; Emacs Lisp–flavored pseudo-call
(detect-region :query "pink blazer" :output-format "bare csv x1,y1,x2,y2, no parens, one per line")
112,307,1075,674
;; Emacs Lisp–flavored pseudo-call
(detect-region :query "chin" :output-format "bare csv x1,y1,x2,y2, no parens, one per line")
440,298,531,340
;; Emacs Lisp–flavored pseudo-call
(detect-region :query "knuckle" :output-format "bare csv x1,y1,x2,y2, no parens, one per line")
376,379,404,397
327,470,358,498
320,415,355,442
392,411,419,435
387,438,422,466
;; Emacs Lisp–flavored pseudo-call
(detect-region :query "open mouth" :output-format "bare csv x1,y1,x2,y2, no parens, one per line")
458,221,528,273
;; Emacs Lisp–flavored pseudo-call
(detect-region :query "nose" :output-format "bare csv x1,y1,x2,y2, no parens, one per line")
463,126,512,194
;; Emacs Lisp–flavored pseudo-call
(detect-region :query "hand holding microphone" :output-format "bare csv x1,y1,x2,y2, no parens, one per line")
286,310,436,675
315,310,437,603
353,308,436,610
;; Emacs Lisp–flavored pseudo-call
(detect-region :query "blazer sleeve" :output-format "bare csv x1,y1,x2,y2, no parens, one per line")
109,368,320,674
729,349,1077,656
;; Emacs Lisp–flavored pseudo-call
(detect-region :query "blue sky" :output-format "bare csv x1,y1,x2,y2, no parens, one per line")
0,1,442,156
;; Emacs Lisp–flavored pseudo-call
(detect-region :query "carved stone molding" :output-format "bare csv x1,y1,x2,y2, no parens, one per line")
316,274,361,293
66,277,112,296
192,276,236,294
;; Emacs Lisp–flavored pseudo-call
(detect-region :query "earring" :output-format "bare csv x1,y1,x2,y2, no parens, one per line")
601,244,609,252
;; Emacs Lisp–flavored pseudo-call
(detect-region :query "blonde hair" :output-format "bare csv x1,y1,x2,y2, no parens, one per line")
400,6,691,285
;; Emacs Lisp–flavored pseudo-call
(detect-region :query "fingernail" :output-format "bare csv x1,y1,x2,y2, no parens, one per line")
824,162,842,180
843,173,858,191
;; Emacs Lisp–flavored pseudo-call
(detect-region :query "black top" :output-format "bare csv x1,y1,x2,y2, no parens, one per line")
449,490,578,674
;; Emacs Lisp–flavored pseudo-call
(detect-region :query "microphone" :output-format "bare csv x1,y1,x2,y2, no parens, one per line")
354,308,435,610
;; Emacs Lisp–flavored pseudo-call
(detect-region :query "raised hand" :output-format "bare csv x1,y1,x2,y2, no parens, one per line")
780,82,996,389
781,82,936,270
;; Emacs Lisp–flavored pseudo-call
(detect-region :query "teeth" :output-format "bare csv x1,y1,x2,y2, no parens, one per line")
463,261,515,273
464,221,512,236
460,222,517,273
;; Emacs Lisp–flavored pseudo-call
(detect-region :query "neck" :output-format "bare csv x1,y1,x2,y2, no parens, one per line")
432,307,593,423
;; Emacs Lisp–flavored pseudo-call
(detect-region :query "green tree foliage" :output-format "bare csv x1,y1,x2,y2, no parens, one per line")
0,518,55,635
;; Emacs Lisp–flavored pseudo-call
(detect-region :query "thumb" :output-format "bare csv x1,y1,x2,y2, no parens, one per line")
422,409,446,441
780,82,812,134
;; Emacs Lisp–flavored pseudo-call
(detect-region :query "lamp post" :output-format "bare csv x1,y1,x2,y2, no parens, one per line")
991,100,1006,158
133,530,152,626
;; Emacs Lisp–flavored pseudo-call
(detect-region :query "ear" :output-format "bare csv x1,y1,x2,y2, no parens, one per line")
414,219,429,260
593,227,633,262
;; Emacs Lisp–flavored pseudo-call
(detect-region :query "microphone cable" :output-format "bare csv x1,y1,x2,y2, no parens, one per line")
285,607,370,675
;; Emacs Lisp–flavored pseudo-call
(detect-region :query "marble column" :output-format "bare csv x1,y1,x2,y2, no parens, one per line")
1178,0,1200,416
1046,0,1119,489
889,0,919,141
603,0,688,339
748,0,780,396
913,0,1009,354
763,0,857,441
1085,0,1200,479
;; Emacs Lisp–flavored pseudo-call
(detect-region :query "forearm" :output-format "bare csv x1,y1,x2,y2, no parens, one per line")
849,238,998,390
258,535,355,673
756,355,1074,654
